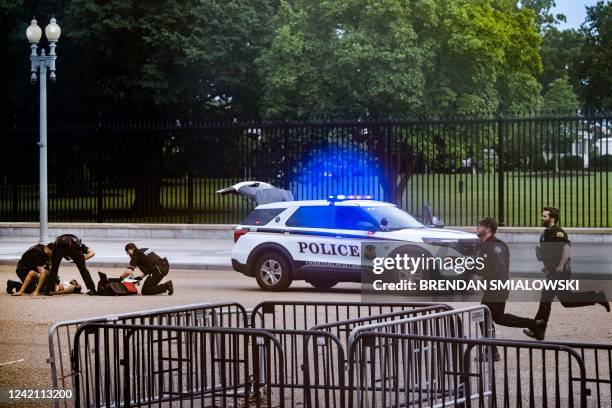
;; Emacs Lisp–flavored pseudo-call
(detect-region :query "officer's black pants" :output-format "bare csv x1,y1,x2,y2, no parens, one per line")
46,246,96,293
535,289,598,323
141,264,170,296
534,271,598,323
483,301,538,330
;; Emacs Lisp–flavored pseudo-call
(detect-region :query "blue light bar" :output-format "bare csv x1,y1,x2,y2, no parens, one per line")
328,194,373,202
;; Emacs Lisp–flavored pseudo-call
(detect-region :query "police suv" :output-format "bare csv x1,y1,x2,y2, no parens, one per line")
220,182,479,291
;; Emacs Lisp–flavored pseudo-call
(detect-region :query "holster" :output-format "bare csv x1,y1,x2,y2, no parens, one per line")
535,245,542,261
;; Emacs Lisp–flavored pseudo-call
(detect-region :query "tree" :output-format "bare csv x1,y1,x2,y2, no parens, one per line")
541,76,580,172
539,28,583,93
543,76,579,112
520,0,565,32
64,0,276,117
575,0,612,111
257,0,543,203
61,0,277,211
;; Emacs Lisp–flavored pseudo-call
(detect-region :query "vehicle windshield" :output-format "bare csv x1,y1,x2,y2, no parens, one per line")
362,206,425,230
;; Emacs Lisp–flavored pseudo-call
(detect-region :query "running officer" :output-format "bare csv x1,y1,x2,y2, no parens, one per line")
473,218,547,342
524,207,609,340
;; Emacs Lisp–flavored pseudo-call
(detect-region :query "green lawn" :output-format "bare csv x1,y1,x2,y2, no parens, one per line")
1,173,610,226
403,171,612,227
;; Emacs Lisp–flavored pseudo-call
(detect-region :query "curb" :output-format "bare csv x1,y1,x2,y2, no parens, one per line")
0,260,231,270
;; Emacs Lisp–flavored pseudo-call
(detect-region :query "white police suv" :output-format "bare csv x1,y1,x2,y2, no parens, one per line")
220,182,480,291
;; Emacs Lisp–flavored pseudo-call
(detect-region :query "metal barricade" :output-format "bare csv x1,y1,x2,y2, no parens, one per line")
264,329,346,408
73,323,285,408
52,300,611,408
49,302,248,407
348,332,588,408
344,306,493,408
250,301,453,330
310,305,453,349
347,305,494,349
552,340,612,407
71,323,346,408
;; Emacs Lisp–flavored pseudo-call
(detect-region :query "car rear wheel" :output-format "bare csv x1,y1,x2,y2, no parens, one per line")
309,280,338,290
255,253,292,291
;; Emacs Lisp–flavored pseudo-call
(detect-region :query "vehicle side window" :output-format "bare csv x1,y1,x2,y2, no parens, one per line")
286,206,334,228
242,208,285,226
335,207,377,230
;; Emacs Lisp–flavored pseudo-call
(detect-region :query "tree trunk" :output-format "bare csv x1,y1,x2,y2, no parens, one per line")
366,126,417,207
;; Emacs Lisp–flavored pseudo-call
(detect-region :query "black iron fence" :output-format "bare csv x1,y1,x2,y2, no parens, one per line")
1,114,610,226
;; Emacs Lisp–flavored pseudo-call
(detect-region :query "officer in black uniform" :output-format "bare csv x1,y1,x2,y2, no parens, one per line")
524,207,609,340
44,234,96,295
120,243,173,295
473,218,546,341
6,244,53,294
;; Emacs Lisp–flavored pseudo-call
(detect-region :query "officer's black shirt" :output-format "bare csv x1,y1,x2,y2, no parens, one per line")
477,236,510,280
476,235,510,301
540,225,570,272
56,234,89,254
17,244,48,271
128,248,163,275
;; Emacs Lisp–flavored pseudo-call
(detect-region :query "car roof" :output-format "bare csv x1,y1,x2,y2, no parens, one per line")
255,200,395,209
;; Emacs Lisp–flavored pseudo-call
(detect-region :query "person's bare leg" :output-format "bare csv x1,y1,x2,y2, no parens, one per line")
12,270,39,296
30,269,48,297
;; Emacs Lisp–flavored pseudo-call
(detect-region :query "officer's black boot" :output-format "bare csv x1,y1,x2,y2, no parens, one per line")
596,291,610,312
523,320,546,341
167,281,174,295
6,280,21,294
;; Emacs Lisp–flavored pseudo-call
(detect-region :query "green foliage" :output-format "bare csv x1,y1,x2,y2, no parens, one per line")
530,155,549,171
543,76,579,112
62,0,276,116
0,0,276,120
561,155,583,170
539,28,583,92
520,0,564,31
257,0,543,120
255,0,545,202
592,154,612,170
575,1,612,111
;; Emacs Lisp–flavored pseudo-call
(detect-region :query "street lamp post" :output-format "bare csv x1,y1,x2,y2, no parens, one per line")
26,17,61,243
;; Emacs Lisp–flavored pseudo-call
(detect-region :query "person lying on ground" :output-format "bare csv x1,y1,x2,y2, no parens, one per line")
11,265,46,296
51,279,82,295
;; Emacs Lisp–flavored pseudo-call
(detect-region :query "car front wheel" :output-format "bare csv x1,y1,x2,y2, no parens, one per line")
254,253,292,291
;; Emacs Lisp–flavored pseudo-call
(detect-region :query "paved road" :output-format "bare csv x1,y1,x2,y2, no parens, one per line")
0,264,611,407
1,236,611,276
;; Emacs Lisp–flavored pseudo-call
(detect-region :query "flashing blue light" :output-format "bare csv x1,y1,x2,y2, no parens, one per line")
290,143,384,200
328,194,373,202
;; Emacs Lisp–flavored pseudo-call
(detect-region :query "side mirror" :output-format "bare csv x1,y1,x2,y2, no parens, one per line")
431,216,444,228
380,218,389,228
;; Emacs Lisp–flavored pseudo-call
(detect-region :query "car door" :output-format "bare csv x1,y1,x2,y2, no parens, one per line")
283,206,364,271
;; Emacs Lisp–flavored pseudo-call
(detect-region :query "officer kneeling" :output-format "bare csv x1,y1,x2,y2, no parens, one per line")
120,243,173,296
